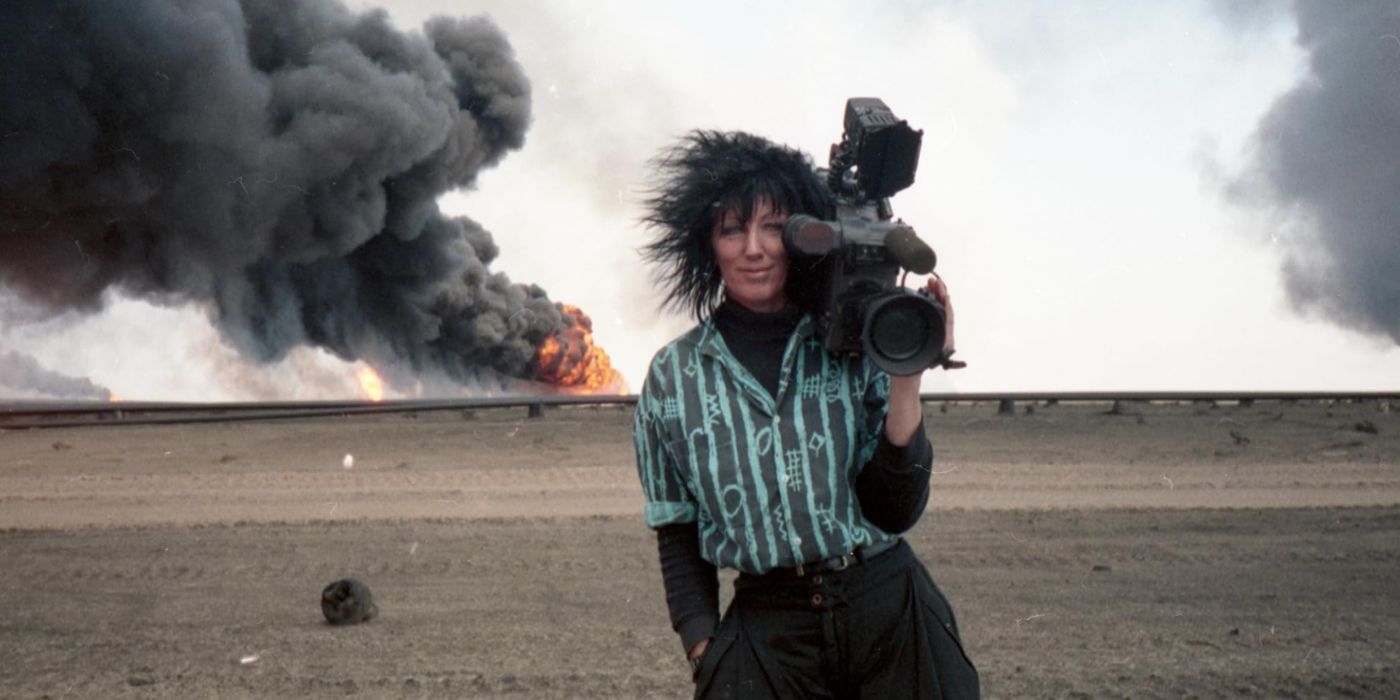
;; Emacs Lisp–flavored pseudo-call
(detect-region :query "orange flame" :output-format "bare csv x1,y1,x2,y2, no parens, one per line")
357,366,384,402
533,304,627,394
108,392,123,403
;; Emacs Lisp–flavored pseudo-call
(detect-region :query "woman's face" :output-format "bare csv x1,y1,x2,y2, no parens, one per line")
711,198,790,313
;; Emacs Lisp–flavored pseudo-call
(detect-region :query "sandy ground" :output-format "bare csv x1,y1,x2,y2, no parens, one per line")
1,399,1397,699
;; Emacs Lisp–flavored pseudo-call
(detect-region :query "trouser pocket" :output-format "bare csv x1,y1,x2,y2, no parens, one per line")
692,610,737,698
915,567,980,697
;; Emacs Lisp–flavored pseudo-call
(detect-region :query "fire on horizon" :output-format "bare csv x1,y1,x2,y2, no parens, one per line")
0,0,628,400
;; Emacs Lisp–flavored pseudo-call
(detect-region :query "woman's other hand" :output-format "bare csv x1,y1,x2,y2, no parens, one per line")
885,274,959,445
924,274,954,355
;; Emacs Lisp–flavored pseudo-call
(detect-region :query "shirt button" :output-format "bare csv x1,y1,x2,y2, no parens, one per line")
811,592,823,606
793,536,802,546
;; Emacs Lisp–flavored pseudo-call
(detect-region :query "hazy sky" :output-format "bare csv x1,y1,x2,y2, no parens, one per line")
4,0,1398,400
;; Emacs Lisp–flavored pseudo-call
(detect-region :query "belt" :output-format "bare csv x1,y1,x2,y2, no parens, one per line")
792,538,900,578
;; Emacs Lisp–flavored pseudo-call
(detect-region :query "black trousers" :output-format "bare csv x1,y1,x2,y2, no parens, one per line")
693,540,979,699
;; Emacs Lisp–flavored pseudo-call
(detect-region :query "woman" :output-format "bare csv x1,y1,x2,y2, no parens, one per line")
634,130,978,699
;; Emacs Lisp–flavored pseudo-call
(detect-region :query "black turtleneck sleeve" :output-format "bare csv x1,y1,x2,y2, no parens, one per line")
655,523,719,655
855,420,933,534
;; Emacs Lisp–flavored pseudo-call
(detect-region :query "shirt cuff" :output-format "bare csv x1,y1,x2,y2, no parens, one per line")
645,501,698,528
874,417,932,472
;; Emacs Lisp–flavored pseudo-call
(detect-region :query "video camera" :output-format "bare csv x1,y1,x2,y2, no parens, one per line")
784,97,956,375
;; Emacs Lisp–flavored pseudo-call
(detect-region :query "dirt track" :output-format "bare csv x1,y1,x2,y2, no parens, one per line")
2,400,1397,698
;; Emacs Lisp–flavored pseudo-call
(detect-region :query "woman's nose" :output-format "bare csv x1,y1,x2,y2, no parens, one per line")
743,226,764,256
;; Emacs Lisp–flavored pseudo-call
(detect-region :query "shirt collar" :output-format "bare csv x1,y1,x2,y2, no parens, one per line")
695,311,817,414
696,310,815,359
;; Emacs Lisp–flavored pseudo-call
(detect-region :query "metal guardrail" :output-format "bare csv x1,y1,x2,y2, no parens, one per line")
1,391,1396,430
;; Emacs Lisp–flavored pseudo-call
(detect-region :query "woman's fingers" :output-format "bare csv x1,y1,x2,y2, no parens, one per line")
925,275,955,352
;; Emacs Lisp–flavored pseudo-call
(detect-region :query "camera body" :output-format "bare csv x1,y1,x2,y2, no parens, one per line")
784,98,948,376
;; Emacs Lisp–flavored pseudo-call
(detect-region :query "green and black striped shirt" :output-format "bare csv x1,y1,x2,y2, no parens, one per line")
634,313,909,574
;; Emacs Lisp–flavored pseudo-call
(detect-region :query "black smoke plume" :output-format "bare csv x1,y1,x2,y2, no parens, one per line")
1231,1,1400,343
0,349,111,400
0,0,573,390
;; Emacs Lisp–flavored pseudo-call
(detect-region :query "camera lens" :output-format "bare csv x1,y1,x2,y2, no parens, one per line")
862,292,946,376
871,304,926,360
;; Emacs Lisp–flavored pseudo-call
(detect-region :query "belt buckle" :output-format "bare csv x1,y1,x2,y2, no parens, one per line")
796,553,853,578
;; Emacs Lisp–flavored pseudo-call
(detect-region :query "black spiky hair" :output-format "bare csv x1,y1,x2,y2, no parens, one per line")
641,130,833,319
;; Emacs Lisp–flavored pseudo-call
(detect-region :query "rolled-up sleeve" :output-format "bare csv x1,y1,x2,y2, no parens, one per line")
634,368,697,528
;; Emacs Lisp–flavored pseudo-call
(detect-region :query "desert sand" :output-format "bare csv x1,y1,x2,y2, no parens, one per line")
1,399,1397,699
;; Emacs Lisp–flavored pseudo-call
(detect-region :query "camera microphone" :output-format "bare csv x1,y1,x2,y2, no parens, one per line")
883,226,936,275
